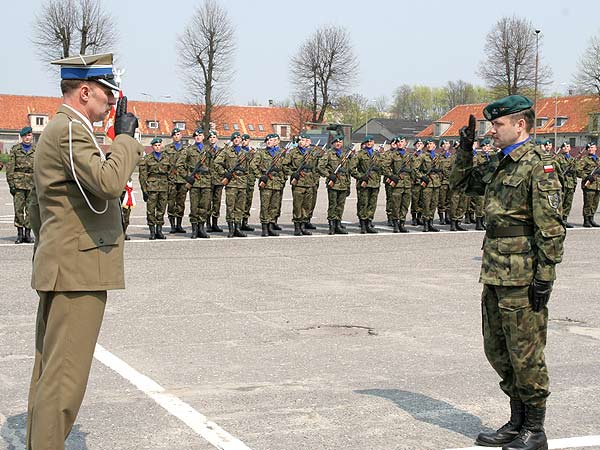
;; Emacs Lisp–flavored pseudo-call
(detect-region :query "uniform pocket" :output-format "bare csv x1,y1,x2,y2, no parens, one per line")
77,229,123,285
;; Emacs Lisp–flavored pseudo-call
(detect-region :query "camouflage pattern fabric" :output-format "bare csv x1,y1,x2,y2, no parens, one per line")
12,189,32,227
146,192,168,226
189,187,212,224
139,152,170,226
7,143,36,227
448,189,468,221
251,147,287,224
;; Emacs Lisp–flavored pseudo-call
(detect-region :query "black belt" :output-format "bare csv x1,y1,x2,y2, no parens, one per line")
486,225,533,238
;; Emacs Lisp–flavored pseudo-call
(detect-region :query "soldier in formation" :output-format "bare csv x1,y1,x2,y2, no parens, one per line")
577,142,600,227
164,127,187,233
437,139,453,225
241,133,257,232
139,137,170,239
382,136,412,233
554,142,577,228
351,135,383,234
410,138,424,225
416,139,442,232
207,130,225,232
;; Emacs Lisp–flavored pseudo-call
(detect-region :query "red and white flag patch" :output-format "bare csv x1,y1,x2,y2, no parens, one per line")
543,164,554,173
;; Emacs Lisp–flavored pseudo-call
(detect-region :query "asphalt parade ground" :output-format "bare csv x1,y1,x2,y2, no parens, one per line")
1,172,600,450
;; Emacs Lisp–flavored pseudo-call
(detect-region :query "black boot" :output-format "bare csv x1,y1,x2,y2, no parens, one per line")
304,221,316,230
359,219,367,234
268,223,279,236
502,406,547,450
476,399,525,447
590,215,600,227
301,223,312,235
271,220,282,231
416,212,423,226
455,220,467,231
428,219,439,232
339,221,346,229
411,213,417,226
583,216,592,228
15,227,24,244
24,228,34,243
328,220,335,235
168,216,176,233
563,216,573,228
422,220,429,232
261,223,269,237
191,223,198,239
464,213,472,224
392,219,400,233
240,218,254,231
234,223,247,237
175,217,185,233
156,225,166,239
227,222,235,238
439,212,445,225
198,222,210,238
149,225,156,240
450,220,457,231
444,211,451,225
469,212,475,224
399,220,409,233
294,222,302,236
476,217,485,231
387,215,393,227
366,219,378,234
334,220,348,235
210,216,223,232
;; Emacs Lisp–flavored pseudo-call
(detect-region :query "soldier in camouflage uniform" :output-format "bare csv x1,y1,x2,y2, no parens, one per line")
576,142,600,227
214,131,251,238
6,126,36,244
351,135,383,234
177,128,211,238
410,138,424,225
382,136,412,233
451,95,565,450
472,138,499,230
207,130,225,232
553,142,577,228
437,139,453,225
305,140,325,231
251,133,287,236
163,128,187,233
318,134,353,235
448,141,469,231
416,139,442,232
240,134,256,232
139,138,170,240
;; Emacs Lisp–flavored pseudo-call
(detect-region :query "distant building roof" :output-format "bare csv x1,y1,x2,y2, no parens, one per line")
354,117,432,140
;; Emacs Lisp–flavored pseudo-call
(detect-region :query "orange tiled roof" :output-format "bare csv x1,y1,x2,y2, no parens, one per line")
417,95,600,138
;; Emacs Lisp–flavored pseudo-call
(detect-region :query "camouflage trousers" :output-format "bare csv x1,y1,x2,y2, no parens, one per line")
411,184,423,214
12,188,32,228
562,187,575,218
389,187,411,221
582,188,600,217
189,187,212,224
474,195,485,218
437,184,450,214
146,191,168,226
292,185,314,223
482,284,549,408
275,189,284,220
385,183,392,217
243,181,255,219
121,207,131,231
167,183,187,218
225,186,247,223
326,188,349,221
449,189,469,221
308,184,318,221
356,186,379,220
259,188,282,224
210,184,224,219
421,187,439,220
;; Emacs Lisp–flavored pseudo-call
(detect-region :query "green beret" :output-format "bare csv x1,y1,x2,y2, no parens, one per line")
586,142,597,149
151,137,162,145
207,130,218,138
480,138,491,146
543,140,552,145
439,139,449,145
362,134,374,144
193,128,204,136
391,137,401,144
414,138,423,144
424,139,435,145
534,139,542,145
299,132,311,139
19,126,33,137
396,135,406,141
241,133,250,140
171,127,181,136
483,95,534,121
560,142,568,149
331,134,344,143
230,131,241,140
264,133,279,142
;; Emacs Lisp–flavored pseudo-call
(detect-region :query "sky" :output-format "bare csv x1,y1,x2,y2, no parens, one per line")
2,0,599,107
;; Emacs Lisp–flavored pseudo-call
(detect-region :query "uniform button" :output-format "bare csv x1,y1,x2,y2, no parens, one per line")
99,238,104,244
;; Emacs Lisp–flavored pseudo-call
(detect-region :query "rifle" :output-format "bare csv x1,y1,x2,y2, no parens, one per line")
222,150,249,185
385,153,412,187
185,151,209,187
327,145,356,187
360,147,382,188
584,165,600,188
259,146,289,188
291,148,314,185
377,140,388,153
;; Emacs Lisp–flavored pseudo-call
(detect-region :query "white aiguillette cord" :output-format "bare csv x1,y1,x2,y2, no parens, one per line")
68,118,109,214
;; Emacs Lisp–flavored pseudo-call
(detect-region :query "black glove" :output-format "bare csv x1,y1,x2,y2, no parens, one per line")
292,171,301,180
459,114,476,152
371,165,380,172
9,187,16,196
420,176,429,185
259,175,269,184
185,176,195,185
142,191,148,202
528,279,553,312
337,167,346,174
224,171,233,180
114,96,139,138
327,174,337,183
586,175,596,183
388,175,399,184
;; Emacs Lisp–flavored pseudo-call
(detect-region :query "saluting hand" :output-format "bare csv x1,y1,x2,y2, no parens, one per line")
114,96,139,138
459,114,476,152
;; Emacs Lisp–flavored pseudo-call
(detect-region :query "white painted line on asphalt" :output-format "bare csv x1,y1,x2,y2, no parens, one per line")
444,434,600,450
93,344,252,450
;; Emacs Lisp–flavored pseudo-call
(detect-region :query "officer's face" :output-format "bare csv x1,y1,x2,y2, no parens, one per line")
22,133,33,145
86,82,116,123
194,134,204,143
490,116,523,149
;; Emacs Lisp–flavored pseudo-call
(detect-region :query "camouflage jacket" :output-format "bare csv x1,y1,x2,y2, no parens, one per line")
351,148,384,188
6,143,36,190
410,150,423,183
576,154,600,191
139,152,171,192
554,153,578,190
176,143,212,189
207,144,225,185
450,140,565,285
162,142,186,184
382,149,413,189
317,147,353,191
242,146,258,186
284,146,320,188
438,153,454,186
250,147,287,190
416,152,443,188
473,151,500,184
213,145,251,189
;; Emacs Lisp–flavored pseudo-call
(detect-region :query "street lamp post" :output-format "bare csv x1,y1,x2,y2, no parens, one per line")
533,29,541,142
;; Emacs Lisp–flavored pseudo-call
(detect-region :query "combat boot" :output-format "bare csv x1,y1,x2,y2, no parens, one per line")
233,223,247,237
24,228,34,243
271,220,282,231
191,223,198,239
339,221,346,229
149,225,156,240
445,211,451,224
366,219,378,234
456,220,467,231
502,406,547,450
210,216,223,232
301,223,312,235
476,399,525,447
411,213,417,226
15,227,24,244
268,223,279,237
590,215,600,227
294,222,302,236
416,212,423,225
469,212,475,223
198,222,210,238
175,217,185,233
428,219,440,232
464,213,472,224
399,220,409,233
305,221,316,230
240,218,254,231
387,215,393,227
168,216,176,233
328,220,335,235
438,212,445,225
563,216,573,228
583,216,592,228
261,223,269,237
227,222,235,238
422,220,429,232
476,217,485,231
450,220,457,231
334,220,348,235
359,219,367,234
156,225,166,239
392,219,400,233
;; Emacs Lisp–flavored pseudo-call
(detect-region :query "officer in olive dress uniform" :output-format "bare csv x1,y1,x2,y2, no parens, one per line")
26,53,143,450
577,142,600,227
318,134,353,234
163,127,187,233
207,130,225,232
177,128,211,238
382,136,412,233
240,133,256,232
553,142,577,228
451,95,565,450
139,138,170,239
410,138,424,225
437,139,453,225
351,135,383,234
6,126,36,243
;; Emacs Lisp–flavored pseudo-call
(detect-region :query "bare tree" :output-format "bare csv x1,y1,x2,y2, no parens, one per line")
478,16,552,97
32,0,117,63
573,35,600,97
177,0,235,132
291,24,359,123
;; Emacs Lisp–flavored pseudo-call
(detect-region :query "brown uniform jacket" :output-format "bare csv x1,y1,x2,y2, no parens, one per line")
31,105,143,291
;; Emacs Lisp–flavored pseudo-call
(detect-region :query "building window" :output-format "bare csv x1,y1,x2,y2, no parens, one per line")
258,124,264,131
223,123,230,131
569,138,576,147
175,122,186,130
35,117,44,126
233,123,239,130
555,117,568,127
477,120,490,136
280,125,290,138
148,121,159,129
248,124,255,131
536,118,548,128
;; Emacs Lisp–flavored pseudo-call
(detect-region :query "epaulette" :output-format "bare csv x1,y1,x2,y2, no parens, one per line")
533,146,553,162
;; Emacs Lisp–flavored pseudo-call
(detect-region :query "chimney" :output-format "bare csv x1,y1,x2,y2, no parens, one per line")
268,99,274,106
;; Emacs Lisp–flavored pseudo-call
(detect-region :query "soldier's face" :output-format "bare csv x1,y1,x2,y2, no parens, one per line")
22,133,33,145
416,142,423,150
562,144,570,153
333,140,343,149
398,139,406,148
299,137,311,148
209,136,218,145
232,136,242,146
589,145,597,154
442,142,450,151
427,142,436,151
242,138,250,147
172,132,182,142
194,134,204,143
490,116,522,149
152,143,162,152
266,138,277,147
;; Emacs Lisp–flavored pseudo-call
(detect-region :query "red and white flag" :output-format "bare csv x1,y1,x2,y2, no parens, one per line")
105,90,124,140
